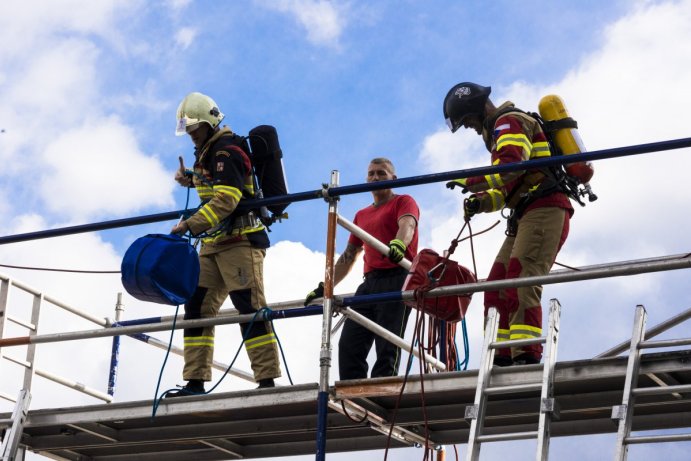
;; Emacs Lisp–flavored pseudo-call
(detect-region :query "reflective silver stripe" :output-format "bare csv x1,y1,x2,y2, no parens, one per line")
231,211,261,230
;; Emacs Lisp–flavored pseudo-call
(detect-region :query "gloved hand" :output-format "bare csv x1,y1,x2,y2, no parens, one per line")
446,178,468,193
464,195,481,220
304,282,325,306
175,156,193,187
387,239,406,263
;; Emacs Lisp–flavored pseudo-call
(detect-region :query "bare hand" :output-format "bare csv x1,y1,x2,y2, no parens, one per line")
171,220,189,235
175,156,193,187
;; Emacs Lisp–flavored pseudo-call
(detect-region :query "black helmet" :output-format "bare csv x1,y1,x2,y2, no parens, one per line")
443,82,491,133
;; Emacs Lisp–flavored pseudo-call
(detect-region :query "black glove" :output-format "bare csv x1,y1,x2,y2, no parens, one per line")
446,179,468,193
464,195,481,220
387,239,406,263
304,282,324,306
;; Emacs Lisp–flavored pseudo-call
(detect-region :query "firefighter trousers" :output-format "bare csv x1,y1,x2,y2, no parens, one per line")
484,206,570,361
182,243,281,382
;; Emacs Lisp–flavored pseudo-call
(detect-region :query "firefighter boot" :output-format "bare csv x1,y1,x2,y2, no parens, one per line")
257,378,275,389
165,379,206,398
513,353,540,366
493,356,513,367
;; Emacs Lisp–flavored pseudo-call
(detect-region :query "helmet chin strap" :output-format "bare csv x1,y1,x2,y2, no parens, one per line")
482,114,492,133
481,105,497,133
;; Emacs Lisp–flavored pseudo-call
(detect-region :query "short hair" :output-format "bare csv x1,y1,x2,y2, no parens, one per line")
369,157,395,174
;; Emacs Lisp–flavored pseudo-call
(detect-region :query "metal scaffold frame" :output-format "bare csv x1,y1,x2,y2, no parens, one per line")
1,137,691,460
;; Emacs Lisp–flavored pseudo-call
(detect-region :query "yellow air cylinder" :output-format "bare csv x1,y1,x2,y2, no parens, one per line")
538,94,594,184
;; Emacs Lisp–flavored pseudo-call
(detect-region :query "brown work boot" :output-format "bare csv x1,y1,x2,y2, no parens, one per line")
164,379,206,398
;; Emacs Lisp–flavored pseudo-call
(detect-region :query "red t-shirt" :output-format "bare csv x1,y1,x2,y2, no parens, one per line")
348,194,419,274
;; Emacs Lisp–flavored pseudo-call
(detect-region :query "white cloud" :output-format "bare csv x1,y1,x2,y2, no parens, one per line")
256,0,347,47
0,213,130,409
0,1,140,61
174,26,198,50
39,117,175,221
167,0,192,12
0,0,172,225
265,240,364,303
0,39,99,171
419,128,486,175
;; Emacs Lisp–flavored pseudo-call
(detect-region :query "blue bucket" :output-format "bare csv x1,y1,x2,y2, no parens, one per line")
121,234,199,305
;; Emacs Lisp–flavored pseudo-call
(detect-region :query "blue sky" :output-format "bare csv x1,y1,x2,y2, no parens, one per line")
2,1,691,460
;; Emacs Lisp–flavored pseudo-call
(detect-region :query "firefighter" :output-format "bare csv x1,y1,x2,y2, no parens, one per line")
304,158,419,380
167,92,281,396
443,82,573,366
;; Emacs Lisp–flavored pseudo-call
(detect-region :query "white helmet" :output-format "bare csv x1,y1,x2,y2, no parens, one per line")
175,92,225,136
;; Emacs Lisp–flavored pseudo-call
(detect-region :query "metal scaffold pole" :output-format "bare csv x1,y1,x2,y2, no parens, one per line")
316,170,339,461
2,136,690,246
107,293,124,397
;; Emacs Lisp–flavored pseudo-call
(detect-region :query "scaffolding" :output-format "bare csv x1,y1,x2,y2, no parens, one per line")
1,137,691,460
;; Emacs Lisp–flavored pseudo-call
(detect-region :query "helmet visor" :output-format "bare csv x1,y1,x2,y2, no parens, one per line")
445,117,461,133
175,116,202,136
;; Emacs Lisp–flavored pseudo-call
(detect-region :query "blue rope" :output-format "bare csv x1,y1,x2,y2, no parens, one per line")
457,317,470,370
151,306,293,418
270,307,295,386
151,304,180,418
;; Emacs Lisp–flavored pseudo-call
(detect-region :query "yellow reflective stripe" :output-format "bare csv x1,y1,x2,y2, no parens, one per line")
203,234,219,244
201,222,267,245
496,133,531,160
488,158,502,185
213,184,242,201
509,324,542,340
198,204,220,226
240,224,266,235
245,333,277,350
184,336,214,347
485,173,504,188
531,141,551,158
487,189,505,211
496,329,510,341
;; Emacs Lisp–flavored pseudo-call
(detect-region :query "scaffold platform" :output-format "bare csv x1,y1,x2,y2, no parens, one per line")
3,350,690,460
3,138,691,460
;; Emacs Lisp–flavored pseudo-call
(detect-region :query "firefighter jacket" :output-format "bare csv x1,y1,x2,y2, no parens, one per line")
464,102,572,216
185,127,269,255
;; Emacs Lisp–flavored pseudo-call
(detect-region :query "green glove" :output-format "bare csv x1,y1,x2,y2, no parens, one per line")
446,178,469,193
388,239,406,263
304,282,325,306
464,195,481,220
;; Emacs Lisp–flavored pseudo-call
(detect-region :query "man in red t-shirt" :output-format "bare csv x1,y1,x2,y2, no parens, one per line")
305,158,420,380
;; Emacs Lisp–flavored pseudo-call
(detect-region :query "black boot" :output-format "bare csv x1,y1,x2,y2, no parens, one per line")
513,353,540,365
164,379,206,398
256,378,275,389
493,356,513,367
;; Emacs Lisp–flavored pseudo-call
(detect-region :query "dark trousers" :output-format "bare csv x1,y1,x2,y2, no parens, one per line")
338,267,411,380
